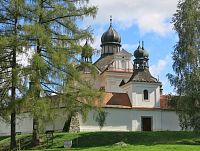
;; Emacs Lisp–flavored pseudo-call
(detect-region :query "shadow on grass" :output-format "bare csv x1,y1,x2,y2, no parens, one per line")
14,135,32,150
0,135,32,151
1,131,199,150
0,136,10,151
0,136,9,141
72,131,200,148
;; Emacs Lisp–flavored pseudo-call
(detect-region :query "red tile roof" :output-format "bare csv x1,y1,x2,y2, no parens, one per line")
100,92,132,108
160,95,172,109
97,93,173,110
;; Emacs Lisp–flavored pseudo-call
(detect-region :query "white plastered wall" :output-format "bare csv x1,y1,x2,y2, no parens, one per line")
79,108,132,131
0,109,69,136
0,108,181,136
161,110,181,131
79,108,181,132
132,82,160,107
122,82,160,107
0,113,33,136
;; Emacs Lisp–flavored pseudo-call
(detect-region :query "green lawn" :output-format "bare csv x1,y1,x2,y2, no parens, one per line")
0,131,200,151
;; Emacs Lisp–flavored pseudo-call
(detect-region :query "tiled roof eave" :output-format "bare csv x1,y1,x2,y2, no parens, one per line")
104,105,132,109
126,80,162,84
103,105,175,110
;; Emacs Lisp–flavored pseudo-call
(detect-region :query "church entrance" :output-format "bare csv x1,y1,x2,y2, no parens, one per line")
141,117,152,131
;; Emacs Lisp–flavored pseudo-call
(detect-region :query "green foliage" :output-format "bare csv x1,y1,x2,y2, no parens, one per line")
0,0,30,149
1,0,100,147
0,0,22,114
21,0,99,145
82,42,93,58
167,0,200,130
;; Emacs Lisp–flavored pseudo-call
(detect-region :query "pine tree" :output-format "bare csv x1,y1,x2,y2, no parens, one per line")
21,0,99,145
0,0,28,149
167,0,200,130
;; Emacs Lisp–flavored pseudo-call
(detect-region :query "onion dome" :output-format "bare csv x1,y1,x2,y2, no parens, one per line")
134,41,149,58
82,41,93,58
101,16,121,46
81,41,93,63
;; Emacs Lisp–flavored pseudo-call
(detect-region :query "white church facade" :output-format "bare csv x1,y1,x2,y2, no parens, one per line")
0,20,181,136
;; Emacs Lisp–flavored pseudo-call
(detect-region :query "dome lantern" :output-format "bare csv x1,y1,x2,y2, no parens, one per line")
133,41,149,70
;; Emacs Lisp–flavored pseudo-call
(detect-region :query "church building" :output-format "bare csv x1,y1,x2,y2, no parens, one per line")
79,18,181,131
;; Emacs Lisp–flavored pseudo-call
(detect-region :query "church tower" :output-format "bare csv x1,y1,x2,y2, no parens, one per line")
94,17,133,92
100,16,121,56
121,42,162,108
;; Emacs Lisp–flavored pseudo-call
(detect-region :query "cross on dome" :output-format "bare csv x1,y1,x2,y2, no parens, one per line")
110,15,112,26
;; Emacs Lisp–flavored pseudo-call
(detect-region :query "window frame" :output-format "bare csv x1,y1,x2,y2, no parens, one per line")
143,89,149,100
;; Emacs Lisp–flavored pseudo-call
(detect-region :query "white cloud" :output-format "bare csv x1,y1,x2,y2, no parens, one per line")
149,55,170,77
123,43,138,51
137,14,171,36
88,0,178,35
91,34,102,49
149,55,175,94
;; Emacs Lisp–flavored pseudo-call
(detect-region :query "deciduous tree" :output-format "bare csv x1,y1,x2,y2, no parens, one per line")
167,0,200,130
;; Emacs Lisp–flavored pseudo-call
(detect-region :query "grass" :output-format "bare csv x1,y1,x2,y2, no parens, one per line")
0,131,200,151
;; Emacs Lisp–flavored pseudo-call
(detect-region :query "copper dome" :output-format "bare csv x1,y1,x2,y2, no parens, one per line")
101,25,121,46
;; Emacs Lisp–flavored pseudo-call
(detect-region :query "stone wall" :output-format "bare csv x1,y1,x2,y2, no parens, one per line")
69,112,80,132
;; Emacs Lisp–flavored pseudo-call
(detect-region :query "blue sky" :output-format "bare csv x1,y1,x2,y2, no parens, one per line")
82,0,179,94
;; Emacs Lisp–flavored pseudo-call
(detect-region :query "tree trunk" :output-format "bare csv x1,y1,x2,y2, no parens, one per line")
31,86,40,146
10,56,17,150
32,118,39,146
31,1,43,144
10,111,16,150
10,18,17,149
10,55,16,149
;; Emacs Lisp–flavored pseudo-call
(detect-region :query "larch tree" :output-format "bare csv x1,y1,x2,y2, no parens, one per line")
167,0,200,130
21,0,101,146
0,0,28,149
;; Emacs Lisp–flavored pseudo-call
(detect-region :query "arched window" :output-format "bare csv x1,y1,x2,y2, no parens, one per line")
121,60,126,69
143,90,148,100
